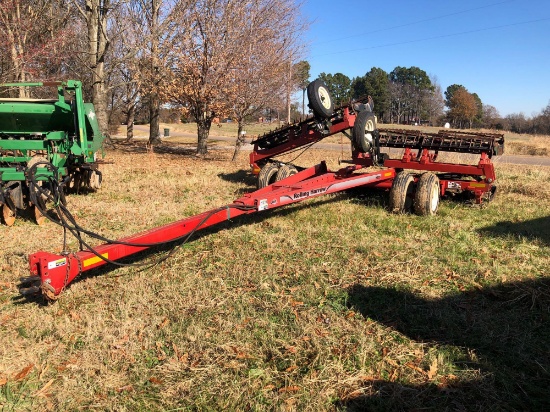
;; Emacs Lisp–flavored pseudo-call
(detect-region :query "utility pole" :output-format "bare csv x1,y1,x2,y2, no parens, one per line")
287,55,292,124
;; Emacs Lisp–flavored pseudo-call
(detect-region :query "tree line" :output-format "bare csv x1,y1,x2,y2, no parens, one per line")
2,0,549,155
0,0,308,154
319,68,550,135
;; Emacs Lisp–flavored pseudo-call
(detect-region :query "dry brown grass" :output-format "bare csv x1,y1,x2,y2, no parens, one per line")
118,122,550,159
1,143,549,410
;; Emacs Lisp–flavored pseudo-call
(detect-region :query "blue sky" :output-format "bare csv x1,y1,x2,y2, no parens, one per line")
301,0,550,117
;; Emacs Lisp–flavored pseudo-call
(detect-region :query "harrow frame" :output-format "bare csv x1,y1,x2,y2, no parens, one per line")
25,162,395,299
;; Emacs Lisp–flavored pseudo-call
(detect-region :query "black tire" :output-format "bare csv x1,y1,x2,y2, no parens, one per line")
389,171,415,214
275,164,298,182
307,79,334,119
257,163,279,189
353,110,377,153
413,173,440,216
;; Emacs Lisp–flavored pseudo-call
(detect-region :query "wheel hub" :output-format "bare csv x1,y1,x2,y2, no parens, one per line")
318,87,331,109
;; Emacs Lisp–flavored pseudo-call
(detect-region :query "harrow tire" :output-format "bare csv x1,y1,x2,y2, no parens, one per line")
257,163,279,189
413,173,440,216
307,79,334,119
275,164,298,182
389,171,415,214
353,110,377,153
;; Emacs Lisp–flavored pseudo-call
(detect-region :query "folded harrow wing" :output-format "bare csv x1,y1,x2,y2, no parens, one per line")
0,81,104,225
360,128,504,209
250,79,377,187
18,79,504,301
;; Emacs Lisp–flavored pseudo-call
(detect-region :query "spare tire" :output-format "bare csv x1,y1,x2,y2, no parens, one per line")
307,79,334,119
353,110,377,153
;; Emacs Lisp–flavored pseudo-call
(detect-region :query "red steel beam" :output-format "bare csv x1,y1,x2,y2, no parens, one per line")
28,163,395,299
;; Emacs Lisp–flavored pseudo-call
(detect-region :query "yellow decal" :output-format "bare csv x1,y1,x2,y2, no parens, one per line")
83,253,109,268
47,258,67,270
470,183,486,188
384,171,393,177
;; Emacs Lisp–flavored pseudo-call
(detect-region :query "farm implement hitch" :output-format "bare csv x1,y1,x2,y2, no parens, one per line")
20,162,395,300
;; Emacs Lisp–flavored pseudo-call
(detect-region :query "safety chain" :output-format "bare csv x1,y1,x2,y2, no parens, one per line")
61,252,82,294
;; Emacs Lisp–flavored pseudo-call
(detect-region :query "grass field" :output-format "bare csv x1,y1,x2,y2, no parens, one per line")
0,143,549,411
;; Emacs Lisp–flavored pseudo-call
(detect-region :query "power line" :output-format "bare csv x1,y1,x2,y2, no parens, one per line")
311,17,550,58
314,0,519,45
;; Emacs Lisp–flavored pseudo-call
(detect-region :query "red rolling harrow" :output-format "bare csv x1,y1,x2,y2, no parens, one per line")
19,79,503,300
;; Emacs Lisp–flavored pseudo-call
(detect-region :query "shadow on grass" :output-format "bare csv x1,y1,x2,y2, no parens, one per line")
111,141,229,160
478,215,550,246
344,280,550,411
217,170,258,190
346,187,391,210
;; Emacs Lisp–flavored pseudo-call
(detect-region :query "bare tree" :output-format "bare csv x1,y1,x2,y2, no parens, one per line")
389,82,412,124
534,102,550,134
482,104,500,129
146,0,162,145
68,0,174,142
124,0,183,145
0,0,73,93
70,0,118,139
228,0,306,160
106,7,142,140
99,2,141,141
505,112,529,134
119,0,163,144
162,0,306,156
423,75,445,126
